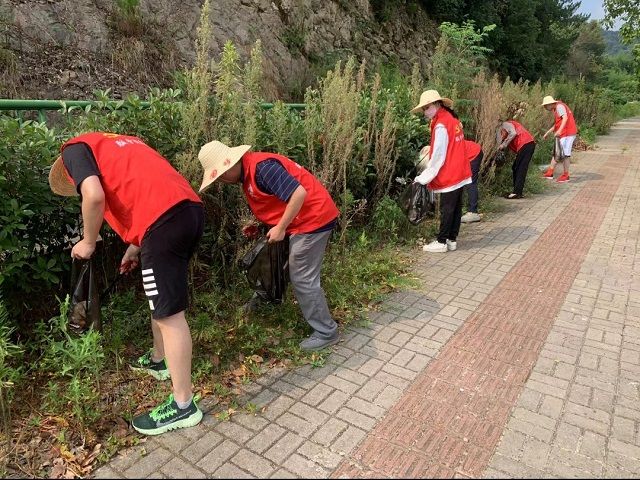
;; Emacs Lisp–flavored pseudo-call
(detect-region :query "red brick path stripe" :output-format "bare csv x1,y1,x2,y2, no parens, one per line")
332,154,628,478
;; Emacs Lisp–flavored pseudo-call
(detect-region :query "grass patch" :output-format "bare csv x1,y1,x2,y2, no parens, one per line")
4,232,411,477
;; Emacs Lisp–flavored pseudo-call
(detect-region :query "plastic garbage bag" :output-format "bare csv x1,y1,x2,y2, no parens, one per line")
399,182,436,225
240,237,289,303
554,137,567,161
69,258,101,332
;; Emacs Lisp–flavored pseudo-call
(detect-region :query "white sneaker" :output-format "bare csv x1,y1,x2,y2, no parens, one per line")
423,240,447,253
446,240,457,251
461,212,481,223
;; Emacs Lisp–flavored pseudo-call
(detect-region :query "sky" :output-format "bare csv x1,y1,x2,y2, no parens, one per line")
577,0,623,29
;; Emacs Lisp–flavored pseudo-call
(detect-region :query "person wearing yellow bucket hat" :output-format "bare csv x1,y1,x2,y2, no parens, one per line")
199,140,341,351
541,95,577,183
411,90,472,253
48,132,205,436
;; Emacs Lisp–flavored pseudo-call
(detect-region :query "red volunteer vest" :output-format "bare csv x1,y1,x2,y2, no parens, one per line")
62,132,201,246
428,109,471,191
464,140,482,162
505,120,535,153
241,152,339,234
553,101,578,137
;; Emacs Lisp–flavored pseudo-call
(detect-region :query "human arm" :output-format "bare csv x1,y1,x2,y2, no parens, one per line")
414,124,448,185
267,185,307,242
120,244,141,273
62,144,105,260
498,122,516,150
544,104,567,139
71,176,105,259
254,159,306,243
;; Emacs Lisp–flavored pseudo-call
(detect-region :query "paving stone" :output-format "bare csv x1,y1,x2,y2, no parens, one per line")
264,432,306,464
231,448,277,477
197,440,241,473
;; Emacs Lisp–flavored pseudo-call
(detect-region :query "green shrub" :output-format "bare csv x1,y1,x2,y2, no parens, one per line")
0,118,78,320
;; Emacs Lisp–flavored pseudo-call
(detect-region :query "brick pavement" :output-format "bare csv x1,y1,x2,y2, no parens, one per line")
93,118,640,479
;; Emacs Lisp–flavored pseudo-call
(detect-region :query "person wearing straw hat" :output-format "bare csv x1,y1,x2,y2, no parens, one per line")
198,140,341,351
417,140,483,223
541,95,577,183
48,132,205,436
411,90,472,253
496,117,536,199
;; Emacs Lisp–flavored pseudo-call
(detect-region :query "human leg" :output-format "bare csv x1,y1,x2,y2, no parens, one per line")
288,231,339,349
513,142,535,196
132,203,204,434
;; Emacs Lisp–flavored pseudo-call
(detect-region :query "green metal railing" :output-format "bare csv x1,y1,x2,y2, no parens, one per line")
0,98,306,121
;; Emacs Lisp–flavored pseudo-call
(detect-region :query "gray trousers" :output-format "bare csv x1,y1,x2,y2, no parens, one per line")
288,230,338,340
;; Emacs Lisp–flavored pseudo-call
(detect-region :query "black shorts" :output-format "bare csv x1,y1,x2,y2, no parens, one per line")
140,201,204,319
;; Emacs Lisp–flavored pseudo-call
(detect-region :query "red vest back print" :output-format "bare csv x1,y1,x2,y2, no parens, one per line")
428,109,472,191
507,120,535,153
241,152,339,234
553,101,578,138
62,133,201,246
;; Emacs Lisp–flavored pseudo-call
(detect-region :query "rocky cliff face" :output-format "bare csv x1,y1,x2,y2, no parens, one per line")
1,0,438,100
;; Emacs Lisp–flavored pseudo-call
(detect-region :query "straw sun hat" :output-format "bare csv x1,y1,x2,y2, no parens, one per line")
410,89,453,114
541,95,558,106
198,140,251,192
48,156,78,197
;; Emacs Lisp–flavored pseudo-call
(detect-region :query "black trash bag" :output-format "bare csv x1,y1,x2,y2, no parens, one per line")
240,237,289,303
69,258,101,333
553,137,567,161
493,150,507,168
399,182,436,225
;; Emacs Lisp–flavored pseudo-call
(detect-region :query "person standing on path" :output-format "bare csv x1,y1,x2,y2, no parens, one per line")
420,139,483,223
197,140,341,352
497,118,536,199
411,90,472,253
541,95,577,183
48,132,205,436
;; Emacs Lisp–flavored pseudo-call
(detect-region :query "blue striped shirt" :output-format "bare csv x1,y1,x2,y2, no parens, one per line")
255,159,300,202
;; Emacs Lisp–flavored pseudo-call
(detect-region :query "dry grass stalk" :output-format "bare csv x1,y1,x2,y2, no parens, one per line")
373,100,399,204
469,72,504,182
212,41,244,145
360,73,381,171
242,40,264,146
177,0,213,184
317,57,361,199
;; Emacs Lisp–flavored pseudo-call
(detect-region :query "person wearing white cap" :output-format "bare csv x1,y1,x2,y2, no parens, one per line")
198,140,341,351
541,95,577,183
410,90,472,253
48,132,205,435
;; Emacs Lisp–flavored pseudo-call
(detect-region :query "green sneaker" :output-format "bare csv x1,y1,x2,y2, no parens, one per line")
132,394,203,435
130,350,170,381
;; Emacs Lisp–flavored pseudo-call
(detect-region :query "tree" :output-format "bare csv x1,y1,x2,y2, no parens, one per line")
565,21,607,81
419,0,586,82
604,0,640,44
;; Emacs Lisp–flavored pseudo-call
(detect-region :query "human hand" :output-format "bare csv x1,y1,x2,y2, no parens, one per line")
120,245,140,274
71,239,96,260
266,225,286,243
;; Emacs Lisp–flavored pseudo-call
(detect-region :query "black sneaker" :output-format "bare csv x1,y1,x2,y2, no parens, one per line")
132,394,203,435
130,350,170,381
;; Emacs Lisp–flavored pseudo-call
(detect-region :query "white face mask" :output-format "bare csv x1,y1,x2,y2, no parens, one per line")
424,105,438,119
